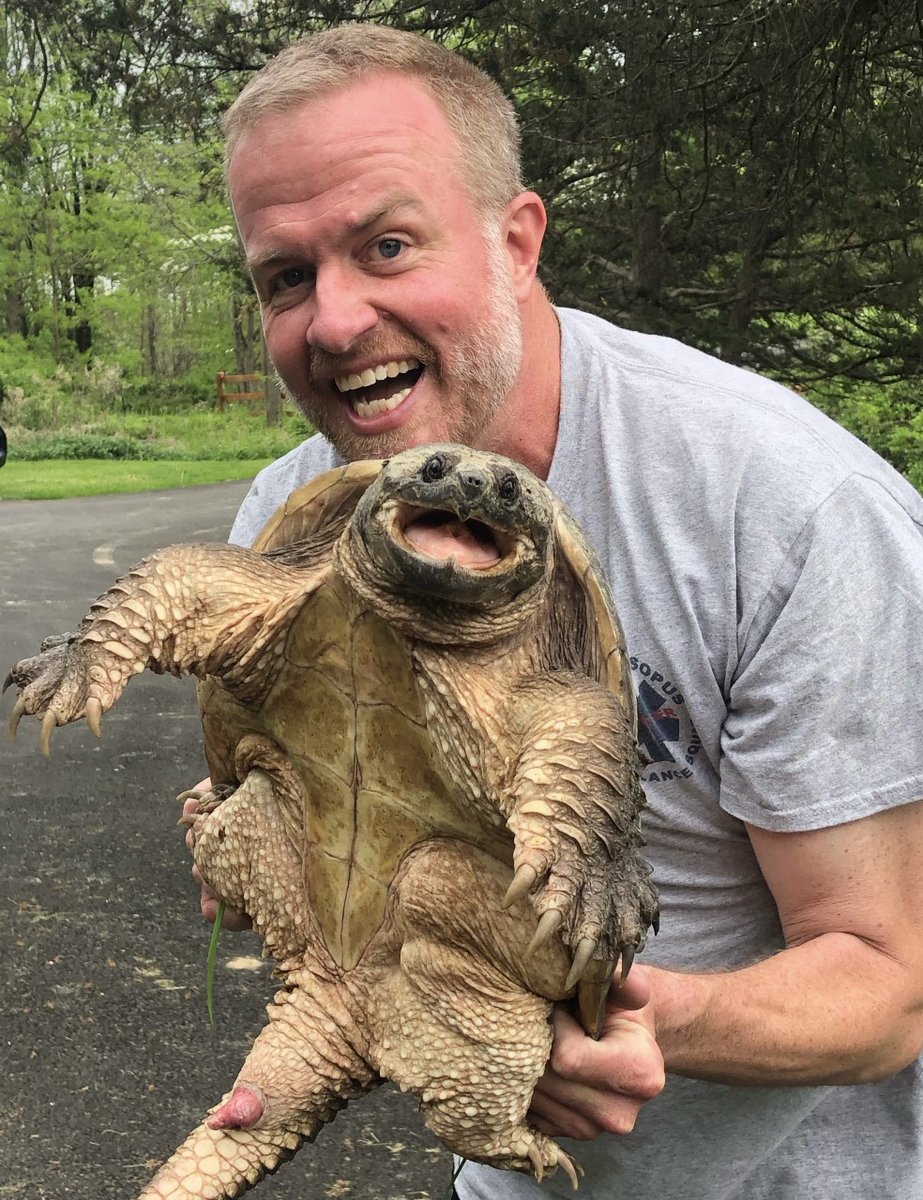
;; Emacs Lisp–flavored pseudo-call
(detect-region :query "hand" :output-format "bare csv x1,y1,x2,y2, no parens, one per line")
529,966,665,1139
182,780,252,931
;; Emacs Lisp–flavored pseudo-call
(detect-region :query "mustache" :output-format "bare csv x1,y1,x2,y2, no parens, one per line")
308,332,432,385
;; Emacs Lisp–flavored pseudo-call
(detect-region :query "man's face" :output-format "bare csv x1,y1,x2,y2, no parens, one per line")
228,74,524,461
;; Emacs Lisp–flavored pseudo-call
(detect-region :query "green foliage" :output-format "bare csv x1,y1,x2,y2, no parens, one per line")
7,403,313,461
1,1,920,491
813,379,923,492
15,433,170,460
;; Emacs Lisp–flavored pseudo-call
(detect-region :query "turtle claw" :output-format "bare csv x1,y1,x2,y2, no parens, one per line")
526,908,564,958
40,709,59,756
620,947,634,985
2,670,13,695
9,696,26,739
85,696,103,738
502,863,537,910
558,1149,582,1191
565,936,598,991
525,1137,581,1190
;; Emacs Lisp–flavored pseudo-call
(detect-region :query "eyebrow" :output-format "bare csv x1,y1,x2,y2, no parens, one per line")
346,193,424,232
245,193,425,276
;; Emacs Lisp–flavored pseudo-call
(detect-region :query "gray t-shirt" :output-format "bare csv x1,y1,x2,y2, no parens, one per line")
229,307,923,1199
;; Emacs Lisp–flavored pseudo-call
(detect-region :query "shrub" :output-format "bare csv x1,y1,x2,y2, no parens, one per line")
12,433,188,461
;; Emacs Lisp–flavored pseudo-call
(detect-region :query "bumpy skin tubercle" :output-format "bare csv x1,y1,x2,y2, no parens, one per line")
6,446,656,1197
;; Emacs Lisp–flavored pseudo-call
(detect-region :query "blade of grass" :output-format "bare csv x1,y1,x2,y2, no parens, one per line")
207,900,227,1027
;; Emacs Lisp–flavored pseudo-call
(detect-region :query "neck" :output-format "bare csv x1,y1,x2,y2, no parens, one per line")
482,289,561,481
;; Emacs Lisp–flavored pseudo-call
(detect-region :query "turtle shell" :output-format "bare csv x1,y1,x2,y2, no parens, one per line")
198,455,636,998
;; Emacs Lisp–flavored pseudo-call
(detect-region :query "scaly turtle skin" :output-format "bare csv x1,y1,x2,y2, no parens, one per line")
7,444,658,1197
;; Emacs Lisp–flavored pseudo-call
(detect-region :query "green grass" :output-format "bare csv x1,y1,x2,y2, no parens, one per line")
0,404,312,498
0,459,273,500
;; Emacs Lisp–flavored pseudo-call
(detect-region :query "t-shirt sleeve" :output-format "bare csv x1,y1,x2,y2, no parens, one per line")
719,474,923,831
227,436,341,549
228,473,273,548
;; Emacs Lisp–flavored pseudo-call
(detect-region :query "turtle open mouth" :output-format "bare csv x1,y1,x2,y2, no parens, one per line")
396,506,516,570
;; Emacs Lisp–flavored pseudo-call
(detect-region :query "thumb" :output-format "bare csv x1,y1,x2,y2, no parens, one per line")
608,963,652,1012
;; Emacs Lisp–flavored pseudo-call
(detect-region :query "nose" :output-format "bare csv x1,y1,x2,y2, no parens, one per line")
459,468,487,497
306,264,378,354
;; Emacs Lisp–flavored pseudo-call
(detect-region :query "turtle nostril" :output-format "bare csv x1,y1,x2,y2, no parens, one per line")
462,472,485,493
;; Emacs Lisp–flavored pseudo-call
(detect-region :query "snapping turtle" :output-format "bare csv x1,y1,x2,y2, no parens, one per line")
8,444,657,1196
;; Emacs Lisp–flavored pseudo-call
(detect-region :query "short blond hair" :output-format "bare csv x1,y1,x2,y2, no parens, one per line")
223,23,525,214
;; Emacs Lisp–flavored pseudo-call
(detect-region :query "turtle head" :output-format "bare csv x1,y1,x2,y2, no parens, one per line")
347,444,554,609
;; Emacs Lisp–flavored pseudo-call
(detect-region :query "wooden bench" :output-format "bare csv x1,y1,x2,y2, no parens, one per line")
216,371,265,412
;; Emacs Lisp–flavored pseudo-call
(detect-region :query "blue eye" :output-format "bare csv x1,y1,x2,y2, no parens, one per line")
377,238,403,260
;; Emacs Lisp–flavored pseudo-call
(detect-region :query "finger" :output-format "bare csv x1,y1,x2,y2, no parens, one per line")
535,1061,648,1137
528,1086,606,1141
550,1005,664,1097
199,879,251,930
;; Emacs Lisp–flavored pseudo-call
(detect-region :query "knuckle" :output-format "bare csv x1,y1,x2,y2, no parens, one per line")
644,1064,667,1098
623,1056,666,1101
548,1041,584,1078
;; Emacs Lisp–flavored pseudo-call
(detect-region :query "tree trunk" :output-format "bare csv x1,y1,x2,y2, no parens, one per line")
263,335,282,426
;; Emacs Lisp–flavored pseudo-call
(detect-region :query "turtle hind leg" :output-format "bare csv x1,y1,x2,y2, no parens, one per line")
139,968,378,1200
373,940,579,1186
360,840,581,1185
188,735,325,965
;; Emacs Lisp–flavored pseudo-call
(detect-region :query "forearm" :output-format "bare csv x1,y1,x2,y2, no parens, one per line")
647,933,923,1087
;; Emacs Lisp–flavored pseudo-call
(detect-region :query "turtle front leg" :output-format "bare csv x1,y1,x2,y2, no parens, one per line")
6,543,315,751
501,673,659,1031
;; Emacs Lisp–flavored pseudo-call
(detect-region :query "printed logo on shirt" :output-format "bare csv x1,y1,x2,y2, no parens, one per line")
629,655,702,783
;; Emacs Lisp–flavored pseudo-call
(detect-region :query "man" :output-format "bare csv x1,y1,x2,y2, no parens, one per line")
193,22,923,1199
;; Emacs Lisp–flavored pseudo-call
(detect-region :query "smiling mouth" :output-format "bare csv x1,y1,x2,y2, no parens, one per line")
395,505,516,570
334,357,424,418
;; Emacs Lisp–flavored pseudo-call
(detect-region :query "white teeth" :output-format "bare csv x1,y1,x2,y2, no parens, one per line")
352,387,410,418
334,356,421,393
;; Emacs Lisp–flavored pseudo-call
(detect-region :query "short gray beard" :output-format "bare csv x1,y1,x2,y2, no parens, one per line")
289,221,524,462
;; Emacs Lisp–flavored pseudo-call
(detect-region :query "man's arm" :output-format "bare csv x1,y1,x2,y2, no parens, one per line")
531,799,923,1137
654,800,923,1084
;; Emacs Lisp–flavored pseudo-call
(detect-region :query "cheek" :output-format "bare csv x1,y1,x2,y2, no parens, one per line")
263,311,306,367
392,274,494,339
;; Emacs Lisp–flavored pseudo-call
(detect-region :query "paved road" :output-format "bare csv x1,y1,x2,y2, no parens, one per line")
1,484,452,1199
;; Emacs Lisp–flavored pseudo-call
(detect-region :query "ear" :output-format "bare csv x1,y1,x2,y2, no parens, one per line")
502,192,547,301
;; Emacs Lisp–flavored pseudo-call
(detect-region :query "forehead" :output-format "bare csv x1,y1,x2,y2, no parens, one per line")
228,74,471,237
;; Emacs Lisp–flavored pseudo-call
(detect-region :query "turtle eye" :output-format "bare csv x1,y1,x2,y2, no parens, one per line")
498,473,519,503
421,453,448,483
